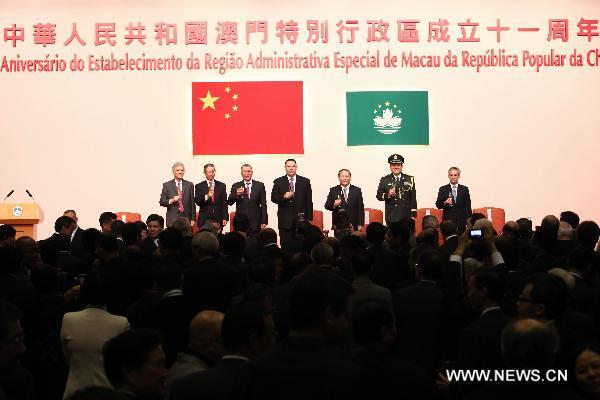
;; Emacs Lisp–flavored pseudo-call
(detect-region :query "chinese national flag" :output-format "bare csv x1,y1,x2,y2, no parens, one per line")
192,81,303,155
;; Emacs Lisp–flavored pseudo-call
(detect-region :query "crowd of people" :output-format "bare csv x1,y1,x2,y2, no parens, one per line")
0,205,599,400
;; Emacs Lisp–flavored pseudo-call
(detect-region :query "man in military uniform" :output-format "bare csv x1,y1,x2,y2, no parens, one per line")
376,154,417,225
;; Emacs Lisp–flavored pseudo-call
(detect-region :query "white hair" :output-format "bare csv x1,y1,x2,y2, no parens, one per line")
172,162,185,171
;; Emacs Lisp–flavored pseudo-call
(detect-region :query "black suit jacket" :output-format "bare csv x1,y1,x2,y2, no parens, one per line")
324,184,365,229
160,179,196,227
195,180,228,226
227,180,268,231
376,173,417,224
435,183,472,230
69,226,86,258
271,175,313,230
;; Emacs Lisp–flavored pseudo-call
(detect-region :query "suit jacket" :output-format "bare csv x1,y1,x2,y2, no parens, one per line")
376,173,417,224
194,180,228,226
227,180,268,231
324,184,365,229
61,307,129,399
435,183,472,230
160,179,196,227
271,175,313,230
70,226,86,258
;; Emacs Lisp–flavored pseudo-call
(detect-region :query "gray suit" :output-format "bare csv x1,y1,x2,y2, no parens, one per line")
160,179,196,227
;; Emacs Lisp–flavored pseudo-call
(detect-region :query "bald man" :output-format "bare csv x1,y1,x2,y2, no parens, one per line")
167,310,225,389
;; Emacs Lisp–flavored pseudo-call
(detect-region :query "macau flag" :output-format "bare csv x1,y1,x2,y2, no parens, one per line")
192,81,303,155
346,91,429,146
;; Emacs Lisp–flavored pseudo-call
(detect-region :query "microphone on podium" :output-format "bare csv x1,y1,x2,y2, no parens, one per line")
3,190,14,201
25,190,36,201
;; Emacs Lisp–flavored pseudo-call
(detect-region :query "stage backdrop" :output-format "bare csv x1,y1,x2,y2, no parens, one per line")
1,0,599,239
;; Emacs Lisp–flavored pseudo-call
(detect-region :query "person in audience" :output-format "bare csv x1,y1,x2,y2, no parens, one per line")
99,212,117,234
103,329,168,400
61,270,129,399
561,210,581,230
421,215,439,232
352,298,433,399
348,249,391,314
466,319,579,399
170,301,274,400
111,220,125,244
577,221,600,251
64,210,86,258
235,268,363,399
0,225,16,248
166,310,224,390
0,300,34,400
140,215,164,257
574,341,600,399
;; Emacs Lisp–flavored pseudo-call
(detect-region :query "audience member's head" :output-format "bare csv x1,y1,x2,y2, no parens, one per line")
560,211,580,230
574,341,600,398
351,298,396,349
365,222,387,245
0,225,17,247
421,215,439,231
80,270,108,306
110,220,125,239
135,221,148,241
152,261,182,293
55,215,76,236
567,246,596,276
191,231,219,261
541,215,560,235
0,300,25,370
145,214,164,239
221,301,274,359
416,227,438,248
467,213,486,230
257,228,277,248
516,274,568,322
232,213,250,233
95,233,120,262
501,221,520,240
187,310,224,366
548,268,576,293
387,219,411,247
440,220,458,239
467,267,503,311
248,257,277,287
222,232,246,258
416,249,443,281
351,248,372,277
99,212,117,233
516,217,533,239
171,217,192,237
82,228,101,254
576,221,600,251
289,268,354,342
501,319,559,370
103,329,167,399
205,218,223,235
63,210,79,227
289,252,313,278
121,222,142,246
157,228,182,255
301,225,325,254
310,242,334,267
557,221,574,241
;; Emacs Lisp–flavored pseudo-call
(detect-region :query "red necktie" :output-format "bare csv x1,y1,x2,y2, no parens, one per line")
245,182,250,199
177,181,184,212
289,177,294,193
209,181,214,204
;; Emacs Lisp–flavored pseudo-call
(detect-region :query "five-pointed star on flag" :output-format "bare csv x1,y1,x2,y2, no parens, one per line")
385,101,390,106
232,105,238,112
199,91,219,110
225,113,231,119
225,86,231,93
232,94,239,100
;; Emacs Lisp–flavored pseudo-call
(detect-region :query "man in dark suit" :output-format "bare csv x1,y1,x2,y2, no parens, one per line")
195,163,228,228
324,169,365,231
271,159,313,253
435,166,472,231
140,214,163,257
227,164,268,236
376,154,417,225
160,162,197,227
63,209,86,258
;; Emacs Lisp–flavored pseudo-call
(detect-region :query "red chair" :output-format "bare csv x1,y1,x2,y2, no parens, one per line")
415,208,443,234
472,207,506,234
116,212,141,223
310,210,324,231
360,208,384,232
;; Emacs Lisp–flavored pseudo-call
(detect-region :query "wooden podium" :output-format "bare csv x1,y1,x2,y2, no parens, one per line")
0,202,41,239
